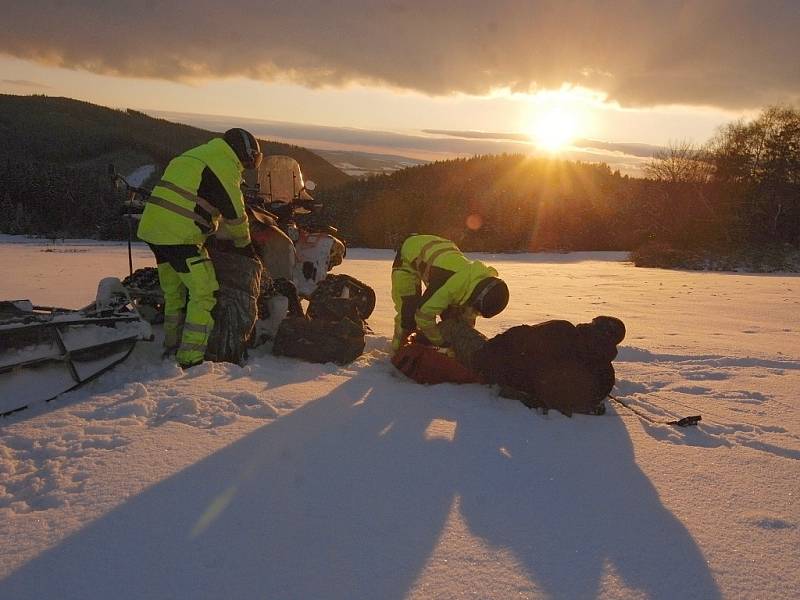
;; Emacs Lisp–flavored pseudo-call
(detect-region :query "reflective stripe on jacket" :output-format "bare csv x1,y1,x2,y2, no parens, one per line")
137,138,250,247
391,234,497,347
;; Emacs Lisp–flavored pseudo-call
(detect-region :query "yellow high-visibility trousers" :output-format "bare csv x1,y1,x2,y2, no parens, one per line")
154,247,219,366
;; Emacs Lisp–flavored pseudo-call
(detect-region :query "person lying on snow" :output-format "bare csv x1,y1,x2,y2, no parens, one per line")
391,234,510,353
392,316,626,417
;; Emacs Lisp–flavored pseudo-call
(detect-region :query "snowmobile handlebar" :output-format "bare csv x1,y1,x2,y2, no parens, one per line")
243,193,322,220
241,184,336,234
264,198,322,215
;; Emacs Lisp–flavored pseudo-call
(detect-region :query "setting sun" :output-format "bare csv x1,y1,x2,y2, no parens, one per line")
530,106,579,151
521,88,598,152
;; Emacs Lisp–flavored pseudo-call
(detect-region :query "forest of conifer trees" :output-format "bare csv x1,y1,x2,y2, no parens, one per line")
0,95,349,240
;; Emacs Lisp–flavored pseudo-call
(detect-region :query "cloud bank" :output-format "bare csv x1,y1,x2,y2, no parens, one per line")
1,79,51,89
424,130,663,158
150,110,654,175
3,1,798,109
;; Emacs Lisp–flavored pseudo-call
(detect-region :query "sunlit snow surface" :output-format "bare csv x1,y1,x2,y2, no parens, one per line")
0,235,798,599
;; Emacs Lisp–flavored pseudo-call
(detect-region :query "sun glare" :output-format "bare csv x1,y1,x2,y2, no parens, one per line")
531,106,578,152
522,88,596,153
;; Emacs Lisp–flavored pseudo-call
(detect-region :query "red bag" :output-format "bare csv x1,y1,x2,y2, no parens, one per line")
392,343,484,385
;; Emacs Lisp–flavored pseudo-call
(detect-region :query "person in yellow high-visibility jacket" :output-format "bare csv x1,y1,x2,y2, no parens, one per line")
137,128,262,368
391,234,509,352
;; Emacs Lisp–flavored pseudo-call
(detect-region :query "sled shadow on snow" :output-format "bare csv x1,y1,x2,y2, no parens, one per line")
1,374,721,599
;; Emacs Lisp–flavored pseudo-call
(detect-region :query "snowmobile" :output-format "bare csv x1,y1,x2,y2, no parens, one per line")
121,156,376,340
241,155,375,340
0,279,152,416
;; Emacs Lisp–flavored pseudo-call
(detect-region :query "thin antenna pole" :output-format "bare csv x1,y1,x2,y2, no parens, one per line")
126,191,134,277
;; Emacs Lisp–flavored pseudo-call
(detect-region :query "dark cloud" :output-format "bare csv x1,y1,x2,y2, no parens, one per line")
423,130,531,143
568,139,662,159
14,1,791,109
424,129,664,158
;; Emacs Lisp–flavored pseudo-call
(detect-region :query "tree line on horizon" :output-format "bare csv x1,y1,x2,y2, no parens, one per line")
0,96,797,267
316,105,799,263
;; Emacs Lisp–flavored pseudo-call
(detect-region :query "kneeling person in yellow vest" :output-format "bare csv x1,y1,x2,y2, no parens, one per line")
137,128,262,368
391,234,510,352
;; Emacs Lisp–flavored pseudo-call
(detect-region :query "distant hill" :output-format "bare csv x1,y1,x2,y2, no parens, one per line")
312,149,429,177
0,94,350,188
316,154,643,251
0,94,350,238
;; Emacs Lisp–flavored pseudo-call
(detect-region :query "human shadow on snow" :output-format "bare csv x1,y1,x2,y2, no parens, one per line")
1,374,721,599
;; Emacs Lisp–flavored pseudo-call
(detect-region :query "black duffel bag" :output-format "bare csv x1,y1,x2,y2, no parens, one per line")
272,315,366,365
205,248,262,365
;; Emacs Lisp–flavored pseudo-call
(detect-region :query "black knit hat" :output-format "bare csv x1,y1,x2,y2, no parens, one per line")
470,277,509,318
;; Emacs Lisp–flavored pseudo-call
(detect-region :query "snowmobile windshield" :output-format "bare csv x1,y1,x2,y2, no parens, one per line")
257,156,309,203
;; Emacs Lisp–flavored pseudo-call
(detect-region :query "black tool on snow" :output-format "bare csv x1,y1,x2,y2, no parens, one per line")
609,394,702,428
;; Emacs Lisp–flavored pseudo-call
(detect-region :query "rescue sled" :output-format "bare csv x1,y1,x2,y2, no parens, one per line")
0,278,152,416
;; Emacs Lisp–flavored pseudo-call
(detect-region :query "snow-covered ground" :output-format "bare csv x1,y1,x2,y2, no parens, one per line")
0,236,798,599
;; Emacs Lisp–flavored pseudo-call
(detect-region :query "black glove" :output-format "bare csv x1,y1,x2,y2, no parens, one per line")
408,331,432,346
296,198,320,212
268,202,294,222
232,243,258,259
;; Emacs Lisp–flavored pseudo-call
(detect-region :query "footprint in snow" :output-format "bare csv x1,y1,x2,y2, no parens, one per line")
681,369,730,381
672,385,712,395
743,513,797,530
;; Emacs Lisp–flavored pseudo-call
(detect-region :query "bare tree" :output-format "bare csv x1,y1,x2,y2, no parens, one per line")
645,140,713,185
643,140,719,246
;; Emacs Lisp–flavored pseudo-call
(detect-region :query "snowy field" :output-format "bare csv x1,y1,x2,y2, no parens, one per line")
0,235,798,599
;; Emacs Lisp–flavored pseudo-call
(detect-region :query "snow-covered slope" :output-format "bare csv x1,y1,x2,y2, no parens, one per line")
0,238,798,599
